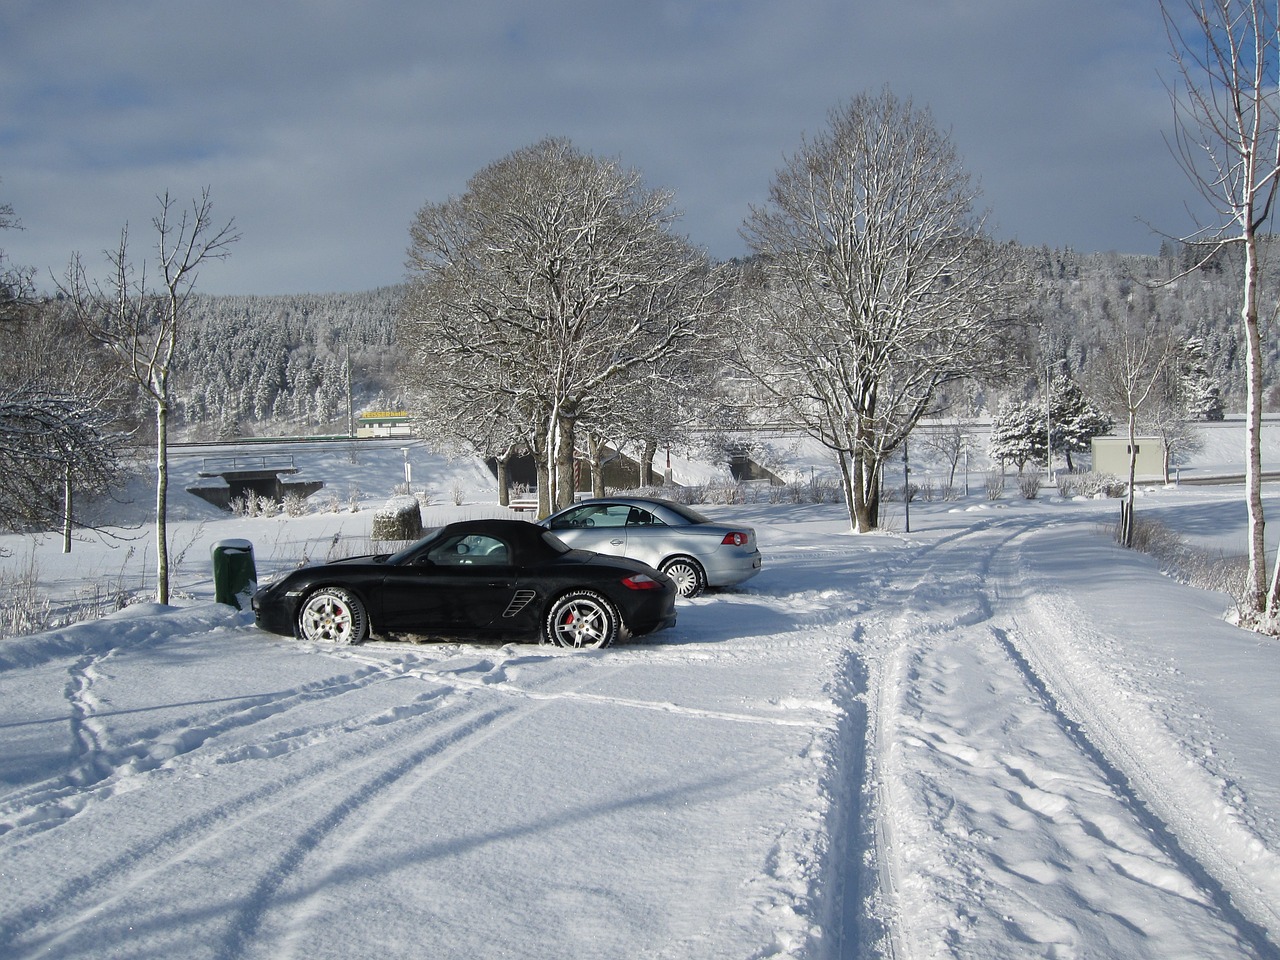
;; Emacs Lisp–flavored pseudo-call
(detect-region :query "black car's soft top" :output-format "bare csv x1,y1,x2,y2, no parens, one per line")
388,518,573,568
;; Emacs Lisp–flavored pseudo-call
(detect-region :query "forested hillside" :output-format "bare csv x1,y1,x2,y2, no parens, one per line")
164,243,1279,440
172,286,403,439
1024,244,1273,408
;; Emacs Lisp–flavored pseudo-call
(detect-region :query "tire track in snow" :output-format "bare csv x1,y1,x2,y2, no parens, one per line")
853,515,1018,960
1,645,654,959
325,643,837,728
5,692,520,960
992,525,1280,956
855,513,1264,959
0,660,403,837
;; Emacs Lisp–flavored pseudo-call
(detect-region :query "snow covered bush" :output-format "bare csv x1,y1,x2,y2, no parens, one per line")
1109,513,1253,625
0,563,52,640
372,495,423,541
985,469,1005,500
1018,473,1041,500
1075,472,1123,498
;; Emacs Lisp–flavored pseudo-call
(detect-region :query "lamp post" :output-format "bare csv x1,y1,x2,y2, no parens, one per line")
1045,361,1056,487
903,439,911,534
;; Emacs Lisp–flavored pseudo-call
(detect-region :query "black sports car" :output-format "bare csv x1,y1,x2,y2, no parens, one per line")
251,518,677,649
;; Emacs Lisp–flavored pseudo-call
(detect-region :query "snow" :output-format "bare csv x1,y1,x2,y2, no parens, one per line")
2,438,1279,958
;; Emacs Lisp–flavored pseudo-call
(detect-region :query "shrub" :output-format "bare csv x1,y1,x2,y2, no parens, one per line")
1111,512,1254,624
985,469,1005,501
372,495,423,541
0,560,52,640
1018,473,1041,500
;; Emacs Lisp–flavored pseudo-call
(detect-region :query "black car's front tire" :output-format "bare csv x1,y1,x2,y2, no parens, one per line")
297,587,369,645
544,590,620,649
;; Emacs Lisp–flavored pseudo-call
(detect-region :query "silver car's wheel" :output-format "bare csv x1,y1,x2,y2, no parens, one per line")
544,591,619,649
660,556,706,598
297,587,368,645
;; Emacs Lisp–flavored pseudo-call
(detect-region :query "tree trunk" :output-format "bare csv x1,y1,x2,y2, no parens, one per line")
62,460,72,554
1123,409,1138,548
536,458,550,517
851,451,880,533
156,397,170,605
588,435,606,498
640,439,658,487
496,456,510,507
553,414,576,510
1242,233,1268,613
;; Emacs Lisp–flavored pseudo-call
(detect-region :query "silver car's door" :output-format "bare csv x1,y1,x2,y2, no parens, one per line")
546,502,631,559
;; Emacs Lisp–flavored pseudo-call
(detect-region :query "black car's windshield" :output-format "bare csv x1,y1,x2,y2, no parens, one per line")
385,528,445,565
541,530,573,554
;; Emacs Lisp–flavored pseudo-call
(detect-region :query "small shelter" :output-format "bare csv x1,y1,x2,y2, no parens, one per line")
1090,436,1166,481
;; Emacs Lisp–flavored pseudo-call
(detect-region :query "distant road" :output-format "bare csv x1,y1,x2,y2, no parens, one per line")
1178,471,1280,486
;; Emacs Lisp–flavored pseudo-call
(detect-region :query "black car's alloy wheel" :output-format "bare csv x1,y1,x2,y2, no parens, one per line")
544,591,620,649
660,556,706,599
297,587,369,645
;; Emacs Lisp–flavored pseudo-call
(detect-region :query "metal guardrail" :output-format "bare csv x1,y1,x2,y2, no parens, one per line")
200,454,296,474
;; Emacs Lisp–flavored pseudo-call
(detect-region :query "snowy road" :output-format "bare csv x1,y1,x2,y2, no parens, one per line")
858,508,1279,959
1,497,1278,958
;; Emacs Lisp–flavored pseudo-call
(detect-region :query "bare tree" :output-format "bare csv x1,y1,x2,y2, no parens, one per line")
739,89,1024,531
402,138,727,514
1089,314,1179,547
2,187,36,325
1162,0,1280,615
63,190,237,602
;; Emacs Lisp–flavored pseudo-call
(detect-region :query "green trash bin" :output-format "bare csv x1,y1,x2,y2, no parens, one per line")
212,538,257,609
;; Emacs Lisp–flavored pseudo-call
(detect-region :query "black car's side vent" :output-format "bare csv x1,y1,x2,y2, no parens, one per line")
503,590,537,618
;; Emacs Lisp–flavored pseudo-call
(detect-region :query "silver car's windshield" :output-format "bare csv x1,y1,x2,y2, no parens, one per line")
541,530,573,553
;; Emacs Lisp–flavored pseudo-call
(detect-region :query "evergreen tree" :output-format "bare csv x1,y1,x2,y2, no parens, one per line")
1048,372,1113,471
989,398,1045,473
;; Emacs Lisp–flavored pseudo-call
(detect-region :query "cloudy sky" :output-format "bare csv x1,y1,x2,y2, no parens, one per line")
2,1,1193,296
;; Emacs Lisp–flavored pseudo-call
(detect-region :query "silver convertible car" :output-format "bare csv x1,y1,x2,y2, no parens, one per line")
541,496,762,598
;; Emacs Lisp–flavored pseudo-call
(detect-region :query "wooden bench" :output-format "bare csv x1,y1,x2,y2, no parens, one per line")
509,498,539,515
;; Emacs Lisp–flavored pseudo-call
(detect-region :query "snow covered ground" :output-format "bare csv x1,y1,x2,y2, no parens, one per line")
1,435,1279,958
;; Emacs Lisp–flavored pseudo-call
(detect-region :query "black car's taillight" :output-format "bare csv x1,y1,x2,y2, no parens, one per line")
622,573,664,590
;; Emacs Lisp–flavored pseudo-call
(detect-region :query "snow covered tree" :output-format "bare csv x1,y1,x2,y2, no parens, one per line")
2,198,128,545
0,376,127,547
1047,371,1113,471
1162,0,1280,615
1179,336,1225,421
402,138,728,513
989,398,1045,473
63,190,237,601
739,89,1024,531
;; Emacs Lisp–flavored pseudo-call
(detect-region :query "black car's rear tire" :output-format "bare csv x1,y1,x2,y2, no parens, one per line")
660,556,706,598
297,587,369,645
543,590,620,649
